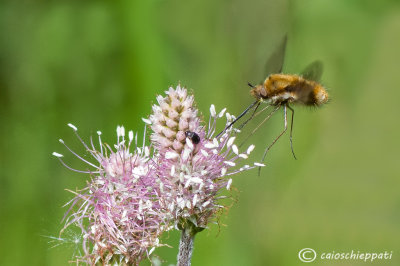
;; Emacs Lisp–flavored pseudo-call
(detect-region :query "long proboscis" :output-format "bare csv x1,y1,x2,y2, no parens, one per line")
216,100,259,138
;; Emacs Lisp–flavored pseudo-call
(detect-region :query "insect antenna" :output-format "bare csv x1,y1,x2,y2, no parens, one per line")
216,99,259,138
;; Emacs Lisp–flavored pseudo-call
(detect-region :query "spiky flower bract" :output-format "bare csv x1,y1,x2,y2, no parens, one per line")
53,125,168,265
148,85,262,230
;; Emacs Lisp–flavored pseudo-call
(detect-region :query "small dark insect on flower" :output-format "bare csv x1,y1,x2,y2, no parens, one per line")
185,131,200,144
218,36,329,170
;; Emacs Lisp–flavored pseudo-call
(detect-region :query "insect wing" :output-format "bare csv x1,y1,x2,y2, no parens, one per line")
263,35,287,77
300,60,323,82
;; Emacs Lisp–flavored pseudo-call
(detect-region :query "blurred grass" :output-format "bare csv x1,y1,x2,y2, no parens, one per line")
0,0,399,265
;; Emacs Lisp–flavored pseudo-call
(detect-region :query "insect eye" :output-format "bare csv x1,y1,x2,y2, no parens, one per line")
185,131,193,138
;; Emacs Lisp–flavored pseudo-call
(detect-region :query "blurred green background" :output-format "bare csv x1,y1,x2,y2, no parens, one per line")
1,0,399,265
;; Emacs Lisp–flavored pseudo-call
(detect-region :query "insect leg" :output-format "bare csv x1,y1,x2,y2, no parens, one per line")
254,104,271,117
287,104,297,160
216,100,258,138
258,104,288,176
237,102,261,130
239,105,280,147
238,104,272,132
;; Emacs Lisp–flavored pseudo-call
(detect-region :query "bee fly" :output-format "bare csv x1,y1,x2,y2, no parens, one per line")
185,131,200,144
218,36,329,168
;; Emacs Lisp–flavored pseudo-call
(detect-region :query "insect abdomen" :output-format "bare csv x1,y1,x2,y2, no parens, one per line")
287,80,317,105
289,80,328,106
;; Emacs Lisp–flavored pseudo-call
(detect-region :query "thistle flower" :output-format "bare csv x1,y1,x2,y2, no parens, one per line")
148,85,263,230
53,124,168,265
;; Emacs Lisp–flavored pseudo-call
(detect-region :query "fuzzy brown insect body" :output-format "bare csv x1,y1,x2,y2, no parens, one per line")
251,74,329,106
217,36,330,172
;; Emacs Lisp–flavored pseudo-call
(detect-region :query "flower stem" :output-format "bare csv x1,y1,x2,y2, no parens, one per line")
177,227,196,266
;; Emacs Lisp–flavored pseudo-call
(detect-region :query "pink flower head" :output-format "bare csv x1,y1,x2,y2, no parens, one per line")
149,85,201,154
148,86,263,229
53,124,168,265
